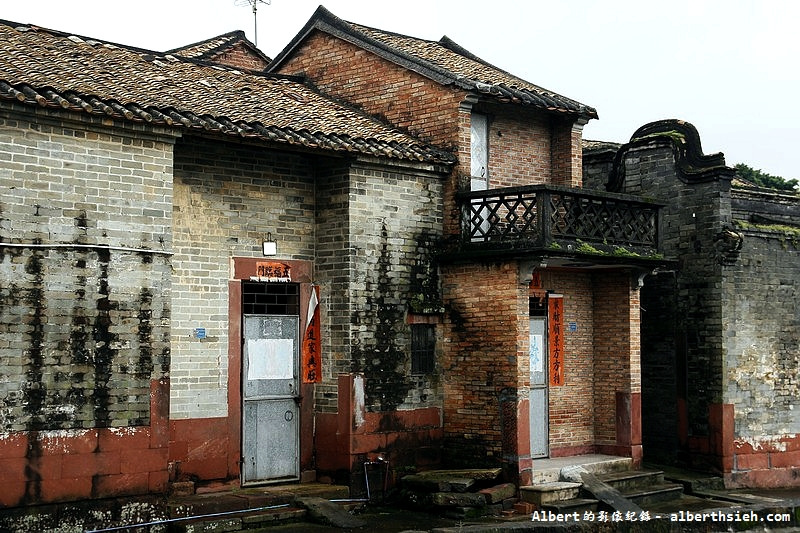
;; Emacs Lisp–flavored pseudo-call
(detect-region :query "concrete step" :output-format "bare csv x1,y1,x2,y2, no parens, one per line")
542,497,599,514
520,481,582,506
622,483,685,506
529,455,633,483
596,469,666,492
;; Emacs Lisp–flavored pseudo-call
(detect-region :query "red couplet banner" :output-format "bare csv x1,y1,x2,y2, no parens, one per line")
548,295,564,386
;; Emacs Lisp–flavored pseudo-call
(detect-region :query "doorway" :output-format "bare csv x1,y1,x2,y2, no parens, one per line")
529,296,548,458
241,282,300,484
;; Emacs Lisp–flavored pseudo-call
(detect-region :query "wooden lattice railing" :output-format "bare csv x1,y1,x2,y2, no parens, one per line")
458,184,661,252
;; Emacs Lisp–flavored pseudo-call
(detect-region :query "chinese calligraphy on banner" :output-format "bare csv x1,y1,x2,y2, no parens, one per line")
548,295,564,386
302,286,321,383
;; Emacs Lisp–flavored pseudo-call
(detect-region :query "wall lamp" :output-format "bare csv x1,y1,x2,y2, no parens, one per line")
262,232,277,256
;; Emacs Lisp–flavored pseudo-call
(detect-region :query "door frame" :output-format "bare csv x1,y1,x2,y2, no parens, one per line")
228,257,315,484
241,311,301,485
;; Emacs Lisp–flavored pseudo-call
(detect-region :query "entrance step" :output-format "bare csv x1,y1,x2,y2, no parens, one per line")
520,481,582,506
529,454,633,483
520,463,687,516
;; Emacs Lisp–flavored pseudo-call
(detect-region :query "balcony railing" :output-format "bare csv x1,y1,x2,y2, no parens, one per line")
457,184,663,257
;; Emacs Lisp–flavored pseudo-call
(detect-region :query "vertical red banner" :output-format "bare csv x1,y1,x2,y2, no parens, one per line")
548,295,564,386
302,285,321,383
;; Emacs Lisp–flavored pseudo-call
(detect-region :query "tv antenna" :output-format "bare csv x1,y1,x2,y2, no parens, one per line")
234,0,271,47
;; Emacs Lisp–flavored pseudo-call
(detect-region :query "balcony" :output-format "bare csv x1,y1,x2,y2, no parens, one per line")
451,184,665,265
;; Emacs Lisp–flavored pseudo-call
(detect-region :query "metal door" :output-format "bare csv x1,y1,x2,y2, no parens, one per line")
242,315,299,484
529,317,549,458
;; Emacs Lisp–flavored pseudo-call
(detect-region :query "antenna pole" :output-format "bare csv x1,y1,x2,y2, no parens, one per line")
253,1,258,47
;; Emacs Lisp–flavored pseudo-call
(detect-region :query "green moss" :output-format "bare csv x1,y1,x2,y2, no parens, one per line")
633,130,686,144
611,246,641,258
547,242,562,250
575,240,603,255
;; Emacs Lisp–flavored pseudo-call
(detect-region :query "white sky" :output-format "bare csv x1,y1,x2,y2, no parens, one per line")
2,0,798,180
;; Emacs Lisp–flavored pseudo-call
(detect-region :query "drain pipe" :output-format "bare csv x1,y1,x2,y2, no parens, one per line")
84,503,291,533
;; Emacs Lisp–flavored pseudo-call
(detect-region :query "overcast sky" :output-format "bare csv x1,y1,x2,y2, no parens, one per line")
2,0,797,180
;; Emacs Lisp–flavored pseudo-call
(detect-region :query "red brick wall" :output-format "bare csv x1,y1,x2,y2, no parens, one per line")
730,434,800,488
592,271,641,448
210,42,270,71
485,107,552,187
276,31,466,148
539,271,595,453
441,261,527,467
551,119,583,188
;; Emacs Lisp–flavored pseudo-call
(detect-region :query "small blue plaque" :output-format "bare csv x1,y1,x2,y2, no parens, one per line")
568,322,578,332
194,327,206,339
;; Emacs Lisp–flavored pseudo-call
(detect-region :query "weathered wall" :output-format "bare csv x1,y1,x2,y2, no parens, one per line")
170,136,316,420
440,260,525,470
0,105,174,505
343,160,445,412
208,42,270,71
591,269,642,461
591,125,800,486
312,158,448,478
724,188,800,486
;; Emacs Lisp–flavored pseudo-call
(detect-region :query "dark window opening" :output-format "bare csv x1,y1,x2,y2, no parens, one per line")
529,295,547,316
411,324,436,374
242,282,299,315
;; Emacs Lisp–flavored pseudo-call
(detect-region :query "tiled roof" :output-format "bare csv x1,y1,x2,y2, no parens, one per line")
269,6,597,119
0,20,454,165
167,30,271,66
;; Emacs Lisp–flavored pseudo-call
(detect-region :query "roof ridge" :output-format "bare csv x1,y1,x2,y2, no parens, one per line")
166,30,247,54
166,30,272,65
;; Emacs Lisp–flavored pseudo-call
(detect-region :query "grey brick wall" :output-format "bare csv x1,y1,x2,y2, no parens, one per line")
314,159,446,413
724,189,800,438
171,136,316,419
0,105,174,430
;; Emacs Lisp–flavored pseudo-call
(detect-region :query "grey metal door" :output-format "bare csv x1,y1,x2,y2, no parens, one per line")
529,317,549,458
242,315,300,484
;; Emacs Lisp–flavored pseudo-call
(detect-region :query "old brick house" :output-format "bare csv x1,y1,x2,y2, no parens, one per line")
584,119,800,488
269,7,667,486
0,17,454,507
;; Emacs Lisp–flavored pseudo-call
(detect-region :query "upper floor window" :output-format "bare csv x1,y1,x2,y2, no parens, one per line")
470,112,489,191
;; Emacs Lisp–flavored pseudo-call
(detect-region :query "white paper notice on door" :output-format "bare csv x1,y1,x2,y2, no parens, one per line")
247,338,294,380
530,334,543,374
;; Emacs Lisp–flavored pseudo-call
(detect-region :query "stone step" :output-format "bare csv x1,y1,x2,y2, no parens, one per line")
622,483,685,506
596,469,666,493
529,455,633,484
520,481,582,506
401,468,502,493
542,497,599,514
